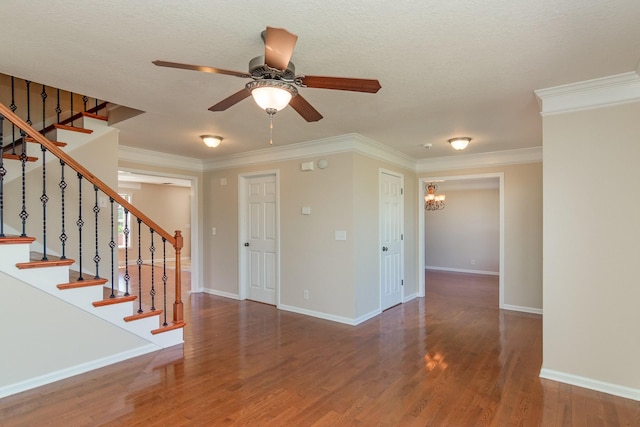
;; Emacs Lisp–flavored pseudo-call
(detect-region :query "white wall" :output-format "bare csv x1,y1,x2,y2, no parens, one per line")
541,98,640,397
0,272,152,397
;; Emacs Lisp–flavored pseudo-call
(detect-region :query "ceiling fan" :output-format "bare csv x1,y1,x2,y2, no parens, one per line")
152,26,382,125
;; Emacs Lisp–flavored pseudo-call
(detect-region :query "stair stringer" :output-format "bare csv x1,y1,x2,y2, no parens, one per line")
0,242,184,350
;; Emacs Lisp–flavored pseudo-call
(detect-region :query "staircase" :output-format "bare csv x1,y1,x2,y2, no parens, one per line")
0,76,185,397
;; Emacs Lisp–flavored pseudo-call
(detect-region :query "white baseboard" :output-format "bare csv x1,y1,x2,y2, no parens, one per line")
403,292,418,303
425,266,499,276
540,368,640,402
279,304,369,326
0,344,159,399
201,288,240,300
501,304,543,315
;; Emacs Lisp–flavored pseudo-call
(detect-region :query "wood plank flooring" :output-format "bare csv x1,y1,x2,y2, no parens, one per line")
1,270,638,426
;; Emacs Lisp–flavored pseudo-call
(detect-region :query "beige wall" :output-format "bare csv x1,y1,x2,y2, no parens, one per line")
425,189,500,273
419,162,542,310
204,151,416,322
117,182,191,263
4,128,119,277
542,101,640,391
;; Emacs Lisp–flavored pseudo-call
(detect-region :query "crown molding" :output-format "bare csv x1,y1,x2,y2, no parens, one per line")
118,145,204,172
535,71,640,115
119,136,540,175
416,146,542,173
202,133,416,171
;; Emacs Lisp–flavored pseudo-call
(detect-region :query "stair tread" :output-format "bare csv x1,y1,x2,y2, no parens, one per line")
17,258,74,269
0,236,36,244
57,278,108,290
151,320,186,335
2,153,38,162
92,295,137,307
52,123,93,134
124,310,163,322
24,136,67,147
81,111,108,121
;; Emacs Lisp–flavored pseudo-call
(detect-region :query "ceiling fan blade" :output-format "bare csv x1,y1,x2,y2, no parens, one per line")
289,94,323,122
300,75,382,93
208,89,251,111
264,26,298,71
152,60,250,78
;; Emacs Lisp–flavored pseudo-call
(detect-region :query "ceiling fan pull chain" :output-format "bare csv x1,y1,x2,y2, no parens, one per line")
267,108,276,145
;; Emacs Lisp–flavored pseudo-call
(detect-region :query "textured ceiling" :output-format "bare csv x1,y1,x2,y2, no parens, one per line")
1,0,639,161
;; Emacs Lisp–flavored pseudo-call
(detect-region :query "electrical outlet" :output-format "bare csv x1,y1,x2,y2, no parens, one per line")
303,290,309,300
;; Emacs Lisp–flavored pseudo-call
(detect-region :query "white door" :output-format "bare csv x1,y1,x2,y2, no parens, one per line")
380,171,403,310
243,174,278,305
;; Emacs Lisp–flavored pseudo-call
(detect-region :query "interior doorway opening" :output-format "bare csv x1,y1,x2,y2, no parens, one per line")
418,173,504,307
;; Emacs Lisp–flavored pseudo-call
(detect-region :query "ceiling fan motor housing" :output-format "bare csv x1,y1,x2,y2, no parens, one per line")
249,56,297,81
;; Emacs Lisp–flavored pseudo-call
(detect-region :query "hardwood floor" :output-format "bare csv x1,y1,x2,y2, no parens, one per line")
1,270,638,426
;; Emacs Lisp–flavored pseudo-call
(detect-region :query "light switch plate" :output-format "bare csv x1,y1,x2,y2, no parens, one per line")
335,230,347,241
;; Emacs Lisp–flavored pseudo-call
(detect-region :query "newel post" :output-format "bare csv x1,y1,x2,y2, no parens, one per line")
173,230,184,322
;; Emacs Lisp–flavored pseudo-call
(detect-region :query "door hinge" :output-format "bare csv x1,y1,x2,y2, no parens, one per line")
401,188,404,195
401,280,404,286
401,234,403,240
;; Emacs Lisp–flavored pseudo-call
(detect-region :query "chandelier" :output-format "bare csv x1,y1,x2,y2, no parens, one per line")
425,183,445,211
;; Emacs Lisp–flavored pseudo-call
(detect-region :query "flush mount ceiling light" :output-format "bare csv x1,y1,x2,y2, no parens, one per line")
448,137,471,151
201,135,222,148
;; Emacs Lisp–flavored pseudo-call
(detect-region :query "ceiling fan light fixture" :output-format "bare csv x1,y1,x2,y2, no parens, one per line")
246,80,298,112
448,137,471,151
201,135,222,148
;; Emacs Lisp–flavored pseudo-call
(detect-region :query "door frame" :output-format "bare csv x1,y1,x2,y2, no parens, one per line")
418,172,505,307
379,168,405,310
238,170,281,304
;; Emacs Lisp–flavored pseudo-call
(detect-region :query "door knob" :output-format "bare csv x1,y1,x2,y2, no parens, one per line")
244,242,250,247
382,246,388,251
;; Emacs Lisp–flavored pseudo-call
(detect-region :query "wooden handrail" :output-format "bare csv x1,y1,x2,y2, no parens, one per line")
0,100,184,322
0,101,176,244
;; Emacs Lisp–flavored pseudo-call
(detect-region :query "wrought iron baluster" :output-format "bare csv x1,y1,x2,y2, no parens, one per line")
41,84,47,133
19,128,28,237
123,207,130,296
150,229,156,311
83,95,88,112
109,198,116,298
137,218,143,314
76,173,84,281
59,160,67,259
40,146,48,260
25,80,32,126
10,76,17,155
55,89,61,124
0,114,4,237
70,92,74,127
92,186,101,279
162,238,168,326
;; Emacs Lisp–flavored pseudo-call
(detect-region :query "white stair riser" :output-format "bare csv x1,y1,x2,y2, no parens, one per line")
79,116,107,131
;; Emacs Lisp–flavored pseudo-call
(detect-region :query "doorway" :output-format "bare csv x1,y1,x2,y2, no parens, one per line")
117,169,199,292
418,173,504,307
